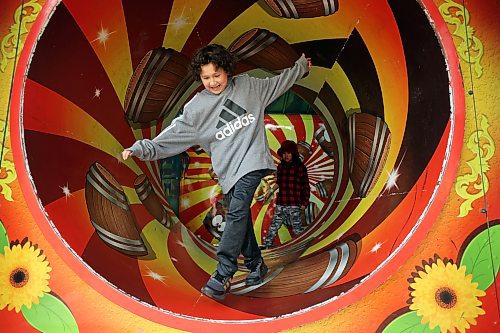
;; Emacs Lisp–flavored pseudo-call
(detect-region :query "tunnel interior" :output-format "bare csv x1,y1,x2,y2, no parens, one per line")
17,0,459,323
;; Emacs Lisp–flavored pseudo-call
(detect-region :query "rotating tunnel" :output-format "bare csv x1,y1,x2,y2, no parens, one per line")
7,0,467,331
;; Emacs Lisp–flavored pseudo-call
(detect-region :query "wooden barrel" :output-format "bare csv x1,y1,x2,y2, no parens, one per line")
297,141,312,162
124,47,192,123
302,201,317,226
134,174,171,228
207,166,218,181
85,162,147,256
191,145,205,155
264,0,339,18
231,238,359,297
315,179,334,199
348,113,391,198
314,126,335,158
228,28,299,71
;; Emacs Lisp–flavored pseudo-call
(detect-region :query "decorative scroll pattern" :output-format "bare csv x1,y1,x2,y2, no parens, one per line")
0,0,42,73
455,115,494,217
0,148,16,202
439,0,484,78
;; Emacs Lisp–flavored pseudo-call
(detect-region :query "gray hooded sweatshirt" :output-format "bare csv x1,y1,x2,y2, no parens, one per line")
128,55,309,193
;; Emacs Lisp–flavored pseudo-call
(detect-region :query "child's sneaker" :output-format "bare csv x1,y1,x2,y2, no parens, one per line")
201,271,231,300
245,259,268,286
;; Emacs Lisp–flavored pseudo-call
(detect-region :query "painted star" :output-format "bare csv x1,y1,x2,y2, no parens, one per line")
93,88,102,99
91,23,116,49
370,242,384,253
145,269,166,282
60,183,73,198
385,152,406,193
385,168,401,192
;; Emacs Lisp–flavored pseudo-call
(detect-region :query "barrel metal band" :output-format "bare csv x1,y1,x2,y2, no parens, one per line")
95,230,147,253
135,177,150,195
91,220,144,246
323,0,337,15
138,182,153,202
324,242,350,287
360,118,387,196
305,247,339,293
128,50,163,121
135,49,172,122
234,31,277,62
276,0,299,18
348,115,355,173
86,173,129,211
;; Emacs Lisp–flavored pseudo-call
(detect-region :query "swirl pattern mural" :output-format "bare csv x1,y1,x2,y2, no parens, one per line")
3,0,498,332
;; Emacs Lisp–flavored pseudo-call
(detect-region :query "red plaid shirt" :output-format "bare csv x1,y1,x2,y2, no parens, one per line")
276,161,310,207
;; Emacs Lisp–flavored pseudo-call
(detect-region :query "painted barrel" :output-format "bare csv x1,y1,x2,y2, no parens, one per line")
315,178,334,199
124,47,192,123
348,112,391,198
302,201,317,226
314,125,335,158
191,145,205,155
85,162,147,256
264,0,339,18
228,28,299,71
254,174,278,202
208,166,218,181
297,141,312,162
231,238,359,298
134,174,171,228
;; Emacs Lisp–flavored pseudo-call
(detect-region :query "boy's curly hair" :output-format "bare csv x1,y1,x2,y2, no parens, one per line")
189,44,236,81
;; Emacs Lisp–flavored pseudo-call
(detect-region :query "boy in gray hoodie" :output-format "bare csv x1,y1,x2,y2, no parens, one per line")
122,44,310,300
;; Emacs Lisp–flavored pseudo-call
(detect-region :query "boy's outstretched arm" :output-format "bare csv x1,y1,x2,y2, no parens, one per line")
122,110,199,161
256,54,312,106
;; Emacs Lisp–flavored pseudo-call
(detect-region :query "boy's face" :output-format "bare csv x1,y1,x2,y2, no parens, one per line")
282,151,293,162
200,63,228,95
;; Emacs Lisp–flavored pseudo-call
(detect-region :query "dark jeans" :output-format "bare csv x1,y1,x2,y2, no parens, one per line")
216,169,268,277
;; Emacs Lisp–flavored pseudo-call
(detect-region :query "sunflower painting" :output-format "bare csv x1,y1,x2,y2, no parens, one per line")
408,255,486,333
0,240,52,312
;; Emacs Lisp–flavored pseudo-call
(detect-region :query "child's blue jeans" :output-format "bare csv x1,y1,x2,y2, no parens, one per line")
216,169,268,277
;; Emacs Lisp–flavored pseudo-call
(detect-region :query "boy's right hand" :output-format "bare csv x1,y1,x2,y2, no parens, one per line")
122,149,133,160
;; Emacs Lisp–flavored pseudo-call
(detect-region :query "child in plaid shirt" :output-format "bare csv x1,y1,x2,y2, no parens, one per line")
265,140,310,248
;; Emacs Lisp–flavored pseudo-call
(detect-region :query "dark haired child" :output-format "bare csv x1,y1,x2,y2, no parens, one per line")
122,44,311,300
264,140,310,248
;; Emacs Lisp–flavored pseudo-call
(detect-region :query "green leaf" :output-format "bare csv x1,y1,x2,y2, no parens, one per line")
382,311,439,333
0,219,9,254
460,224,500,290
21,293,79,333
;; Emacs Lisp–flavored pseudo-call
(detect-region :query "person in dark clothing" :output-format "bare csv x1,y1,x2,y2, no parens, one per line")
264,140,310,248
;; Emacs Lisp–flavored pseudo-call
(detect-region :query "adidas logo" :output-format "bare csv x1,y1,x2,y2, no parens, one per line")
215,99,255,141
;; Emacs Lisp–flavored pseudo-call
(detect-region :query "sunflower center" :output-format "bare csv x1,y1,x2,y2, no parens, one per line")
435,287,457,309
10,267,29,288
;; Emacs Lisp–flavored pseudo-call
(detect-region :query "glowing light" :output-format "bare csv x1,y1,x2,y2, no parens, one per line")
370,242,384,253
60,183,72,198
93,88,102,99
145,269,166,282
170,15,189,33
91,23,116,49
385,168,401,191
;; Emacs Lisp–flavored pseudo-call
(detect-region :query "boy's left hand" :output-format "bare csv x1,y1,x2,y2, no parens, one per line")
302,53,312,70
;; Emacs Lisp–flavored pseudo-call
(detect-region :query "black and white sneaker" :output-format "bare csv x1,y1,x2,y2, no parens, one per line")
201,271,231,300
245,259,268,286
